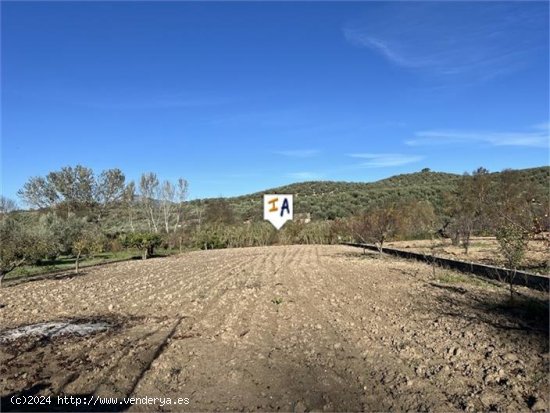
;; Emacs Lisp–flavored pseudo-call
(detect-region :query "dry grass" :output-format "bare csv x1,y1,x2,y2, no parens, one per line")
387,237,549,275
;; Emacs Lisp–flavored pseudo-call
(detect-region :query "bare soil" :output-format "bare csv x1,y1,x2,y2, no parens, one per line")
387,238,549,275
1,245,548,412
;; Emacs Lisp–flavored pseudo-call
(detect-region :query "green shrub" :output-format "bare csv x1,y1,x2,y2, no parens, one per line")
123,232,163,259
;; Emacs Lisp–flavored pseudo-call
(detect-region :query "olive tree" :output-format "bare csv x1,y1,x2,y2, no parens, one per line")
38,212,87,255
123,232,162,259
0,219,56,285
72,229,105,273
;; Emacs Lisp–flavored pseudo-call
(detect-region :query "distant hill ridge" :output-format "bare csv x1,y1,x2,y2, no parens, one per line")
15,166,549,230
188,166,549,221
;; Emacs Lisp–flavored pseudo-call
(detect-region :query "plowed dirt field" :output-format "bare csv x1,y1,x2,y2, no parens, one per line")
1,245,548,412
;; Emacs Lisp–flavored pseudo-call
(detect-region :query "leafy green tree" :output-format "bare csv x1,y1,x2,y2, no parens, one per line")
72,239,89,274
18,165,124,219
72,228,105,273
192,224,227,250
95,168,125,221
38,212,87,255
18,176,58,209
123,232,162,259
47,165,96,216
0,219,57,285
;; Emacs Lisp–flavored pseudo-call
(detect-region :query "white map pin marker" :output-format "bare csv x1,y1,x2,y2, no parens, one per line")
263,194,293,230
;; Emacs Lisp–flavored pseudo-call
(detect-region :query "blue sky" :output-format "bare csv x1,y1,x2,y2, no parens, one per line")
2,1,548,201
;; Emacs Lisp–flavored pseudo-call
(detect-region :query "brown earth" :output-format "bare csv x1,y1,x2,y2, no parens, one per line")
1,245,549,412
386,237,549,276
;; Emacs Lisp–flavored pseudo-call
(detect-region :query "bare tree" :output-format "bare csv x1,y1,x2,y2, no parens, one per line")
496,222,529,300
138,175,188,235
459,217,474,255
368,206,399,254
352,203,399,255
139,172,160,233
160,180,176,234
173,178,188,232
447,171,484,255
123,182,136,232
0,196,17,216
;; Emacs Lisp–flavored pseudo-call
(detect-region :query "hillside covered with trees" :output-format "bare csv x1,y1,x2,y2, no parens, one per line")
190,166,549,222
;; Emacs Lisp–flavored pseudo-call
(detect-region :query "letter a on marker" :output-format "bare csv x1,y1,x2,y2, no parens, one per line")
280,198,290,217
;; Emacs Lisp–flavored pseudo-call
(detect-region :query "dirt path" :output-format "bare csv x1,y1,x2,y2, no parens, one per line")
1,245,548,412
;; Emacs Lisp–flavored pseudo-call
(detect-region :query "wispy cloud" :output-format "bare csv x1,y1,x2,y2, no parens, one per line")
348,153,424,168
275,149,320,158
406,124,549,148
286,172,323,180
343,3,547,81
344,35,423,68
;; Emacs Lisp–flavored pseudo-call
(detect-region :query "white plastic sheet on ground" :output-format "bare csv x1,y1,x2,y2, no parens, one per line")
0,321,111,342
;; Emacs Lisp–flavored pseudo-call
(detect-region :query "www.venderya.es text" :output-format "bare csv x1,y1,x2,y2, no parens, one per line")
10,395,190,407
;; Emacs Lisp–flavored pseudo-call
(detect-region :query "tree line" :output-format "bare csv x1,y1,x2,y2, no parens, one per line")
1,165,188,283
1,165,548,285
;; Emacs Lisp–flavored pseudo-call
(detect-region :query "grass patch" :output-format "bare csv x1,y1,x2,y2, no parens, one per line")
6,248,180,281
437,271,495,289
